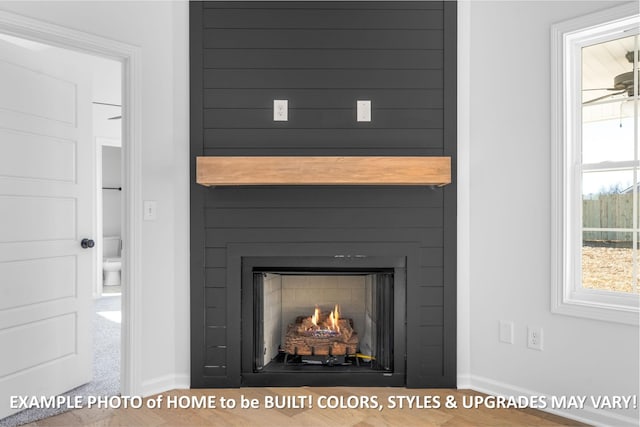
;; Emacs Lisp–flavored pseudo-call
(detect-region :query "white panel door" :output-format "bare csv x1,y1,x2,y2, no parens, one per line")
0,37,94,419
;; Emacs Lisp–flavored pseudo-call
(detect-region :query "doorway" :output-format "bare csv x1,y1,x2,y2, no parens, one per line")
0,11,141,423
93,55,124,406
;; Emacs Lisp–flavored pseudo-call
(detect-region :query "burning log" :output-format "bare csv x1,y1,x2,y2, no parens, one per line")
283,305,359,356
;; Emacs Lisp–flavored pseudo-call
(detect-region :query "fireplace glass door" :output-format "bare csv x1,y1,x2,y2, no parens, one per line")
253,271,394,373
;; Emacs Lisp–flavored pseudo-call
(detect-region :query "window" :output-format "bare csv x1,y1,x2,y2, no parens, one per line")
551,4,639,325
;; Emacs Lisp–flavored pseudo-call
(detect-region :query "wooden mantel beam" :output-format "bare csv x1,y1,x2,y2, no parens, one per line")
196,156,451,186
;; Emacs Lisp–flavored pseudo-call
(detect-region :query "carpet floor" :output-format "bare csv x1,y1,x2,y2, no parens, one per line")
0,294,121,427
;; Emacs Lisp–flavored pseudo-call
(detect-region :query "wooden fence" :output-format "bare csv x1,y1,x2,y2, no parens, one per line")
583,193,634,244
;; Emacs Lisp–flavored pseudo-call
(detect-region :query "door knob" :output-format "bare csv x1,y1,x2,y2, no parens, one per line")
81,238,95,249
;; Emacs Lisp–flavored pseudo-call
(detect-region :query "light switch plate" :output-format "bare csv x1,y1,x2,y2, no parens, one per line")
273,99,288,121
357,100,371,122
499,320,514,344
143,200,157,221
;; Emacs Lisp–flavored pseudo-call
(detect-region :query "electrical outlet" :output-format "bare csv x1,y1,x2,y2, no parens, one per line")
357,100,371,122
527,327,543,351
499,320,514,344
273,99,288,121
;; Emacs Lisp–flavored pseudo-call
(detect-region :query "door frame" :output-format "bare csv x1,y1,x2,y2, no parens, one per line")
0,10,143,395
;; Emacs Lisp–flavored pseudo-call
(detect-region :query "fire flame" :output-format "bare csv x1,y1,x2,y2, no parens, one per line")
311,306,320,327
310,304,341,332
330,304,340,332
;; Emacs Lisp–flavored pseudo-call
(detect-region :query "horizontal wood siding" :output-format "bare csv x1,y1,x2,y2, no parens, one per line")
191,1,456,387
200,1,444,154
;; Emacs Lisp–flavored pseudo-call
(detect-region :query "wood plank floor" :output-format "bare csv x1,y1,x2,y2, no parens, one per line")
26,388,589,426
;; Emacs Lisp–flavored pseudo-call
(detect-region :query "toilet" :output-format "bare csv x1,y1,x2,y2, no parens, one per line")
103,236,122,286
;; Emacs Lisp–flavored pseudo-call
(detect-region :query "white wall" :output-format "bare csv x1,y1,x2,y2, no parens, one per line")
466,1,639,425
90,54,122,107
0,1,191,395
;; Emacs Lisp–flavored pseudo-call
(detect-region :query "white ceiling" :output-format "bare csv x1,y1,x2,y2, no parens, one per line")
582,34,637,104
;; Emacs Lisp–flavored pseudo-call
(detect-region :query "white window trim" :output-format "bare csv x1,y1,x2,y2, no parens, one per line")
551,3,640,325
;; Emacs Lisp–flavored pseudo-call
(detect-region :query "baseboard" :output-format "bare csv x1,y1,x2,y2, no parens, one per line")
470,375,639,427
140,374,190,397
457,373,472,389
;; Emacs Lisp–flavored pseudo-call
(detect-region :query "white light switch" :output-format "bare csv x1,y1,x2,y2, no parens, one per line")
499,320,514,344
143,200,157,221
357,100,371,122
273,99,288,121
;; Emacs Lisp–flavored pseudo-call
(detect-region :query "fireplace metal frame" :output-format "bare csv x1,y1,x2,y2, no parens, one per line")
239,252,408,387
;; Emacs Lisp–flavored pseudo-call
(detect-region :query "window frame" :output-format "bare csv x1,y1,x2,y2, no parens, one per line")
551,3,640,325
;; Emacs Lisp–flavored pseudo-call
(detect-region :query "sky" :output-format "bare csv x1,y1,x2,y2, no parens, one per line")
582,113,637,195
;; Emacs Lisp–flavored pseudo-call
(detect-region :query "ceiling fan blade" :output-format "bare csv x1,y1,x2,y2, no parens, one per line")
93,101,122,107
582,87,618,91
108,115,122,120
583,90,627,105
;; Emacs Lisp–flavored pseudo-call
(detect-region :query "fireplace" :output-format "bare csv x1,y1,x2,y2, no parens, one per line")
240,255,406,386
190,1,457,389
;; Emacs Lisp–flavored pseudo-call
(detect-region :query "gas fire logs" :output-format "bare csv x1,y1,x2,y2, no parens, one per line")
283,305,359,356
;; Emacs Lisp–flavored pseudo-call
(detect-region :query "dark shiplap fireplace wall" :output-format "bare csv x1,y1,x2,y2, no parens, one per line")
190,1,456,387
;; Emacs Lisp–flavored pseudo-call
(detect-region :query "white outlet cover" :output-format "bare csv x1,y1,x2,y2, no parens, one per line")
357,100,371,122
273,99,288,121
527,327,543,351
